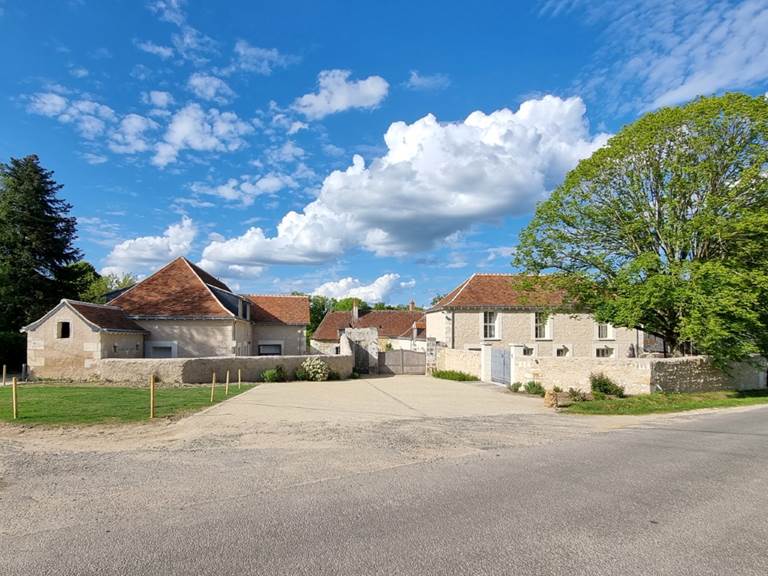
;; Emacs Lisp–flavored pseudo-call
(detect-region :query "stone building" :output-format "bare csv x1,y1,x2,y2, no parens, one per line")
426,273,644,359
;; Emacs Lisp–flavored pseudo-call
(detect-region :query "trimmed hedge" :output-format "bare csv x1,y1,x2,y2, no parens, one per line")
431,369,478,381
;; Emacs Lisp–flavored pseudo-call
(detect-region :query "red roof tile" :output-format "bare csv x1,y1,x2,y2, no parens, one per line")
68,301,147,333
245,295,310,325
313,310,425,341
108,257,233,318
432,274,565,310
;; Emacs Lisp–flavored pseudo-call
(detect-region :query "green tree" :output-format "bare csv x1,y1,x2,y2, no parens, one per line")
515,93,768,365
334,297,370,313
59,261,137,304
0,155,80,331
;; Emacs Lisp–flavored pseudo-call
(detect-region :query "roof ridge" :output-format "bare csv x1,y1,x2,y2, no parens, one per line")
181,259,235,318
64,299,124,310
106,257,186,305
246,294,308,298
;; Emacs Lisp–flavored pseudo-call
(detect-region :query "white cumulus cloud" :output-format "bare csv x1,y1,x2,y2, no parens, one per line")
189,172,296,206
313,274,404,303
142,90,175,108
292,69,389,120
201,95,608,269
27,93,116,139
152,103,254,167
135,40,174,59
404,70,451,91
108,114,159,154
102,216,196,276
187,73,235,103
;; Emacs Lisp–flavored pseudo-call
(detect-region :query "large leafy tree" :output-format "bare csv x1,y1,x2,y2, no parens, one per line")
515,93,768,364
0,155,81,331
59,261,137,304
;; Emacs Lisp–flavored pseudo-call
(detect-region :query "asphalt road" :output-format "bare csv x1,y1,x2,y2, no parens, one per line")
3,405,768,575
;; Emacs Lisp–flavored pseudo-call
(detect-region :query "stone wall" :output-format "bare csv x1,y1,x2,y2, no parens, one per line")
651,356,767,393
514,357,653,395
435,348,481,378
96,354,354,384
513,355,767,395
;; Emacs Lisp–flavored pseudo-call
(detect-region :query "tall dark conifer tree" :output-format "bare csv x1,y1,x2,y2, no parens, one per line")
0,155,80,331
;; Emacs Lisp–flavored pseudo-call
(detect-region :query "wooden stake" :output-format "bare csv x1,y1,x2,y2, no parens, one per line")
210,371,216,403
238,368,242,390
2,364,6,387
225,370,230,396
11,377,18,420
149,374,156,419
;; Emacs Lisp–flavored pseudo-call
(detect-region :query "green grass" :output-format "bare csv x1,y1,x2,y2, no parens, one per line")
566,389,768,415
431,369,478,382
0,383,256,425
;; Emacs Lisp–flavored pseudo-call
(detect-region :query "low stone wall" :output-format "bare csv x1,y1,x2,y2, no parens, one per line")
514,355,767,395
651,356,767,393
514,357,653,395
435,348,481,378
96,354,354,384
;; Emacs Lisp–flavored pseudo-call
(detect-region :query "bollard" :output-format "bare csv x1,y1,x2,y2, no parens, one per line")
225,370,230,396
2,364,5,387
210,371,216,403
238,368,242,390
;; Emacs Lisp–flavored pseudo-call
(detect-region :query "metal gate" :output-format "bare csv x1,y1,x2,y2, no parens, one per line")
491,348,511,385
378,350,426,375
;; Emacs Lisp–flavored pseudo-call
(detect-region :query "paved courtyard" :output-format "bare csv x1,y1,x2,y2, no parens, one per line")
2,375,766,574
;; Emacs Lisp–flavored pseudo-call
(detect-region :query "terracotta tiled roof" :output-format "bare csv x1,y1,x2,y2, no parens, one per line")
313,310,425,341
245,295,310,325
68,301,147,333
108,257,233,318
432,274,565,310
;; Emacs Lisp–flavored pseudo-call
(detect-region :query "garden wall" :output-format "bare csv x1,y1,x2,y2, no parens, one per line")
96,354,354,384
435,348,481,378
514,355,767,395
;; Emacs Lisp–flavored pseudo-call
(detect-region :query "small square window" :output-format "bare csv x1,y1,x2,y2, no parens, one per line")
522,346,534,357
556,346,570,357
57,321,71,339
596,346,614,358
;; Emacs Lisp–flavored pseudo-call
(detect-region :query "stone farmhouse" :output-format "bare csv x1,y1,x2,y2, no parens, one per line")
22,257,309,379
311,302,425,354
426,273,644,359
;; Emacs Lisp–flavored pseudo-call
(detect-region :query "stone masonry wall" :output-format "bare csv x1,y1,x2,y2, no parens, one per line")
651,356,767,393
96,354,354,384
435,348,481,378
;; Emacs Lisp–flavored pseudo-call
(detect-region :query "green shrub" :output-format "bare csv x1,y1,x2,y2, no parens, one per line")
350,371,360,379
508,381,523,393
552,386,562,393
524,381,546,397
327,370,341,381
431,370,478,381
301,357,331,381
261,365,287,382
590,373,625,397
293,366,309,381
568,388,587,402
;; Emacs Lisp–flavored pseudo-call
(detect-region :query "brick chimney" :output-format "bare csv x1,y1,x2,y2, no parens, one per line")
352,300,359,323
409,300,415,312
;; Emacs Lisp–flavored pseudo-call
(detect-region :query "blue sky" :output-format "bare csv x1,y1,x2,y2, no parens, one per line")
2,0,767,305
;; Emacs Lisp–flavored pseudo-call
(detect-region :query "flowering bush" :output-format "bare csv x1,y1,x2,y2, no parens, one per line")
301,357,331,382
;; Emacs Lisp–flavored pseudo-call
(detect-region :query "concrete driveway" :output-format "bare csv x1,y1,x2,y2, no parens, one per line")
188,374,549,425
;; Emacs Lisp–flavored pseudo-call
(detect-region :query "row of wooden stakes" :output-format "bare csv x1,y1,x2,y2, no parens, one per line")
148,369,243,419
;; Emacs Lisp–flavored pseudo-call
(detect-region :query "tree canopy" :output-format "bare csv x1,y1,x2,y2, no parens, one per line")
515,93,768,365
0,155,80,331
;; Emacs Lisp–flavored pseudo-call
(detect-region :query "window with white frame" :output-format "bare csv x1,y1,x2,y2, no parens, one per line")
534,312,551,340
556,345,570,357
56,321,71,339
483,311,498,339
522,346,535,356
596,322,614,340
595,346,614,358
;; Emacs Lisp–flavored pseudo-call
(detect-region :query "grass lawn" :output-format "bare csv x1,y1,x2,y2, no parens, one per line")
566,389,768,415
0,383,256,425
